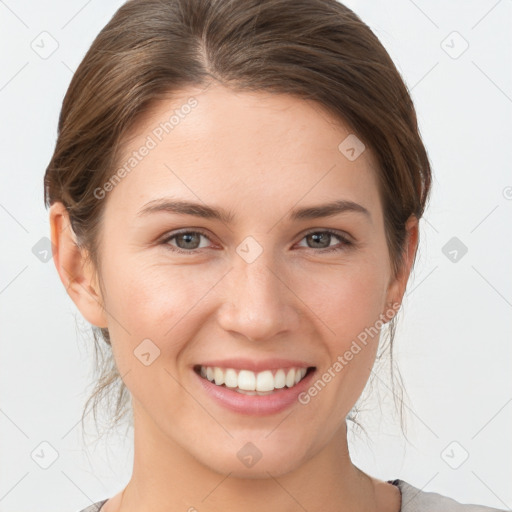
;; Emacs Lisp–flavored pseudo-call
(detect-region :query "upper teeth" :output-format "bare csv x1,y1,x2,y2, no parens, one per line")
199,366,308,392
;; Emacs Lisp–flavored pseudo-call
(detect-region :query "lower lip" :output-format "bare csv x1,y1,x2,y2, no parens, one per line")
194,368,316,416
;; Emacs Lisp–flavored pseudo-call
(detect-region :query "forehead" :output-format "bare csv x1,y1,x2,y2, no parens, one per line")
106,83,382,220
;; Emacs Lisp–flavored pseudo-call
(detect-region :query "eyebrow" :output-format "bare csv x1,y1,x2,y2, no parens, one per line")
136,198,371,223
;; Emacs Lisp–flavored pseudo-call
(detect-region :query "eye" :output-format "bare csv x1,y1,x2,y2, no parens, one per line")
161,230,213,254
160,228,353,255
296,229,353,253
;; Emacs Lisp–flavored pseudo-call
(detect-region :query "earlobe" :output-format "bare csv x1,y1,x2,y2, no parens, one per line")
49,202,108,328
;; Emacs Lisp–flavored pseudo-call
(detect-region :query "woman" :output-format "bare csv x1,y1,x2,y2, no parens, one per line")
44,0,506,510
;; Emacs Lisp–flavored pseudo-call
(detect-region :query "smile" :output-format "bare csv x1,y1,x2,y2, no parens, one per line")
194,365,314,395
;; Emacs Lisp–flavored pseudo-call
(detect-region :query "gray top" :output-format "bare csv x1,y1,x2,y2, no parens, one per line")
77,479,508,511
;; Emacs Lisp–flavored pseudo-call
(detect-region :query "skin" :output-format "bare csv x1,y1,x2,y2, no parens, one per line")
50,83,418,512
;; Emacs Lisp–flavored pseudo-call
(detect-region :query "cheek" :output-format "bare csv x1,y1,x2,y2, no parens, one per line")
100,256,224,359
292,259,387,411
101,240,388,363
325,263,389,391
98,257,211,415
298,258,388,345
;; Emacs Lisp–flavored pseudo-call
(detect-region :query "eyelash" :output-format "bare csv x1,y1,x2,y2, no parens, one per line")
159,228,353,255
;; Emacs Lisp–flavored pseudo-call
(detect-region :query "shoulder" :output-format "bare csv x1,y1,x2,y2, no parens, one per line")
76,499,108,512
391,479,507,512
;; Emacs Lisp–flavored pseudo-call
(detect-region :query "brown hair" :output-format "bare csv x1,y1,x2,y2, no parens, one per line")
44,0,432,440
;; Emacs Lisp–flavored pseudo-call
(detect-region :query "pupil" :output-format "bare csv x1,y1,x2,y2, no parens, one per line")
310,232,329,248
178,233,199,249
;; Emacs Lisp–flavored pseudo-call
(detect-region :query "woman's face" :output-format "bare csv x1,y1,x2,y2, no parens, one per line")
76,84,414,477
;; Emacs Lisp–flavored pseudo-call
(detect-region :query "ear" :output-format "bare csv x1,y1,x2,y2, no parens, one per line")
384,214,419,318
49,202,108,328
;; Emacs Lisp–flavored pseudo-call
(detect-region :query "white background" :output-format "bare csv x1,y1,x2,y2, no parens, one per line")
0,1,511,511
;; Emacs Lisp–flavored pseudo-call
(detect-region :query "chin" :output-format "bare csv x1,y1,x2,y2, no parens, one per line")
204,455,302,480
188,436,309,480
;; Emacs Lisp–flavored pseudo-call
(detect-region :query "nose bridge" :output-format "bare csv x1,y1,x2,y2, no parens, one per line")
239,249,279,297
217,236,292,341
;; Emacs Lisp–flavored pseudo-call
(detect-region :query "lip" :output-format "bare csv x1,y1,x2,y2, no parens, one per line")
193,364,317,416
196,358,312,372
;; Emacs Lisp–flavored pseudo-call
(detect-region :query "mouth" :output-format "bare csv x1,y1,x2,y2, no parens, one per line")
193,364,316,396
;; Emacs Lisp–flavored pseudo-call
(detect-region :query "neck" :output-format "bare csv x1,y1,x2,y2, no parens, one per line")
118,406,378,512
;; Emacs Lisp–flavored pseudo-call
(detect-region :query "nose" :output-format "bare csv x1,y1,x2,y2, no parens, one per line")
216,246,298,343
